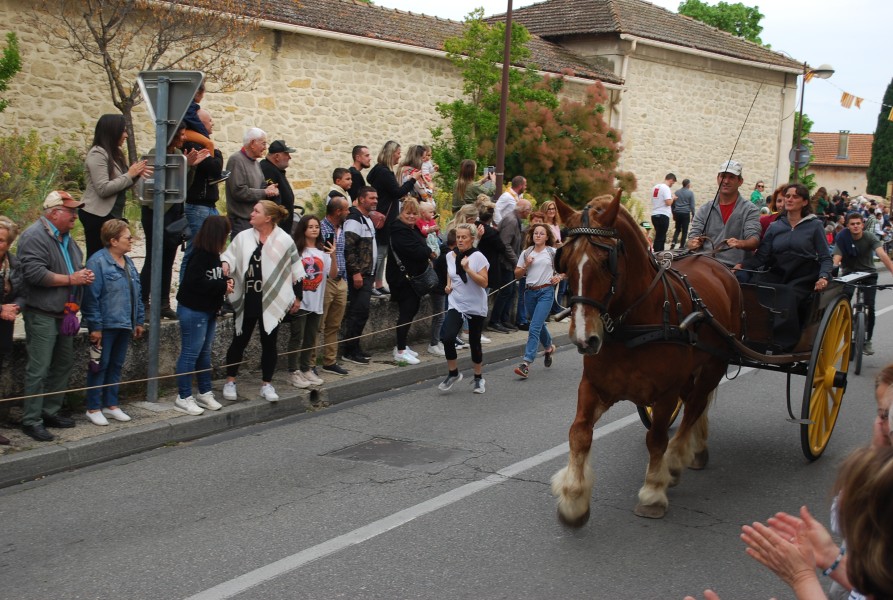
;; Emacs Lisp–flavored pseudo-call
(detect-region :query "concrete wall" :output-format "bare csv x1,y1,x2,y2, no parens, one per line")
809,166,868,198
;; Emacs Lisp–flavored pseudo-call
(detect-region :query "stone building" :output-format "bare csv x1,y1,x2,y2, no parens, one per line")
808,131,874,197
0,0,801,210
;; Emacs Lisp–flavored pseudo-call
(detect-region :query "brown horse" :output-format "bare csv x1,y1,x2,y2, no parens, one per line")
550,191,743,524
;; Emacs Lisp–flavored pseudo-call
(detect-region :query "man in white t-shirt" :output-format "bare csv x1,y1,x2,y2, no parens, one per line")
651,173,676,252
493,175,526,226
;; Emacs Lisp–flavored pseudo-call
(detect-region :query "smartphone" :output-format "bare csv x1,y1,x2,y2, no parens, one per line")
323,232,335,247
486,166,495,175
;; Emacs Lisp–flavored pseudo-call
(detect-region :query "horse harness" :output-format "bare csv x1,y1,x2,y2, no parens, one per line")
558,208,732,356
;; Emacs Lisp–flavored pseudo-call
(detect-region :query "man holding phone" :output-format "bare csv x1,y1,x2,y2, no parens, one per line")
316,195,351,375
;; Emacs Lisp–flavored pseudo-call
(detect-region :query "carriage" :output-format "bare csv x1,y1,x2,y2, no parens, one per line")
548,191,856,525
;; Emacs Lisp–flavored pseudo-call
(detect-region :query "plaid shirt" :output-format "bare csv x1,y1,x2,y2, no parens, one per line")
322,216,346,280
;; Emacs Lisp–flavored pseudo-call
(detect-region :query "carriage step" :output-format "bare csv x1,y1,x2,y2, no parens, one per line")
786,418,814,425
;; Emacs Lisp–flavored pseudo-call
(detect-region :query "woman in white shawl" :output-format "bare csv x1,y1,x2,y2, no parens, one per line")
221,201,305,402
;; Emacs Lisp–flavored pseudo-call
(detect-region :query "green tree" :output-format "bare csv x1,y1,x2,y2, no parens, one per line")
677,0,765,44
432,10,621,204
0,32,22,113
866,78,893,197
791,111,816,190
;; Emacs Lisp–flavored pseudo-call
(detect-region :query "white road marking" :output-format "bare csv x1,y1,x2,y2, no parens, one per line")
186,350,756,599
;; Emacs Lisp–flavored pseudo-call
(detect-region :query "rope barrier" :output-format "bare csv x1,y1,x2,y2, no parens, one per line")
0,274,526,405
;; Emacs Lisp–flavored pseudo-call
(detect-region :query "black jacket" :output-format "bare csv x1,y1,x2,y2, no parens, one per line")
184,143,223,208
367,163,416,245
260,159,296,233
176,248,229,313
475,222,504,288
386,218,432,301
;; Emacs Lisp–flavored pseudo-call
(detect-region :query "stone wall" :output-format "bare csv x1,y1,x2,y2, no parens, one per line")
809,166,867,198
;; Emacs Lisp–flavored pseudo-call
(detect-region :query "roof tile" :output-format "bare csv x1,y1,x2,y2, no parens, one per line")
810,132,873,167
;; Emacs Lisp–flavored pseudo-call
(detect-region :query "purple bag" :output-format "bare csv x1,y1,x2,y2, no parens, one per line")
61,294,80,336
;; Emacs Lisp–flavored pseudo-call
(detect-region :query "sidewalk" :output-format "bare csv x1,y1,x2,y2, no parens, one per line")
0,321,571,489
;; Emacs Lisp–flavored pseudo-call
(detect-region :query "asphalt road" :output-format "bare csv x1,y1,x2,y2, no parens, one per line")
2,299,891,600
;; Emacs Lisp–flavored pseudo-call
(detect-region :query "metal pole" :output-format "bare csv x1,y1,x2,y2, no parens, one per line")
494,0,513,195
146,76,169,402
793,62,806,183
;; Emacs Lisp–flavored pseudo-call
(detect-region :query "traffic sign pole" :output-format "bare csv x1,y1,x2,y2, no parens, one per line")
146,76,170,403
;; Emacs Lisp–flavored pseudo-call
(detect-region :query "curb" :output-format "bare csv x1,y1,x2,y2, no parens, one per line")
0,332,571,489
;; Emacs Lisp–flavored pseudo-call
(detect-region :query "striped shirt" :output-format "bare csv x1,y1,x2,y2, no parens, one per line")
322,216,346,280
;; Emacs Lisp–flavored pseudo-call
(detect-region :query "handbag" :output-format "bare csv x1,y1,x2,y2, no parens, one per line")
368,210,386,230
61,294,80,336
392,249,438,297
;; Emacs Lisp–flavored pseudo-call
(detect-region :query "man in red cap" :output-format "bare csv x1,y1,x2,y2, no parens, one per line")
16,191,95,441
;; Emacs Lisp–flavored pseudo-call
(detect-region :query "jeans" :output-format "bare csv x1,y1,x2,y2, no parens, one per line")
180,204,219,283
671,212,691,247
23,312,74,427
523,286,554,363
551,279,568,314
515,275,528,325
429,292,446,346
288,310,322,372
374,241,387,284
651,214,670,252
86,328,131,410
176,305,217,398
343,275,373,355
140,205,179,308
491,265,516,325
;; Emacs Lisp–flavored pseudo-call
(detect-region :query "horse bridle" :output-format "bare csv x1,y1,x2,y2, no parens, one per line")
556,207,623,324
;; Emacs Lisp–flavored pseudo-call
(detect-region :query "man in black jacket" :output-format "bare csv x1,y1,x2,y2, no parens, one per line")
261,140,297,233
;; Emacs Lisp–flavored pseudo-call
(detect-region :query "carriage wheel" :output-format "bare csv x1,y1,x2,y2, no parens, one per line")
853,311,866,375
800,296,852,461
637,400,683,429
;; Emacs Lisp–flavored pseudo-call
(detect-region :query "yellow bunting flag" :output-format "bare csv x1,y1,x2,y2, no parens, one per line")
841,92,854,108
888,107,893,122
804,71,815,83
855,97,863,109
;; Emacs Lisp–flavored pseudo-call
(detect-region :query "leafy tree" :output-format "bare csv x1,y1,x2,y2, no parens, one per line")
432,10,621,205
26,0,265,161
677,0,765,44
0,32,22,113
792,111,816,190
866,78,893,196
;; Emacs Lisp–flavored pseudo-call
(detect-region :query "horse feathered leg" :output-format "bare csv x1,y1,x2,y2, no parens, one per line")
552,377,605,527
635,397,674,519
665,380,718,490
688,389,714,470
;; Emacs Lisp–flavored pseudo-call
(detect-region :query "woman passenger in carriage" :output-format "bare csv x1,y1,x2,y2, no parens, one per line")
737,183,833,349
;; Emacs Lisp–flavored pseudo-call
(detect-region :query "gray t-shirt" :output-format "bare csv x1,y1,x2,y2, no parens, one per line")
673,188,695,214
833,231,881,273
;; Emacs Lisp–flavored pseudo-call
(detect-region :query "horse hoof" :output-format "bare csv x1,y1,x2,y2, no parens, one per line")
668,470,681,488
634,503,667,519
689,448,709,470
557,507,590,528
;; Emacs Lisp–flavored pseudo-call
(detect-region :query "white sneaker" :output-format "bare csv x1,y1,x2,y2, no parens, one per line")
405,346,419,358
394,350,420,365
102,407,131,422
222,381,237,400
195,391,222,411
85,410,109,426
260,383,280,402
427,343,446,356
174,395,205,416
480,335,492,344
301,369,324,386
289,371,311,389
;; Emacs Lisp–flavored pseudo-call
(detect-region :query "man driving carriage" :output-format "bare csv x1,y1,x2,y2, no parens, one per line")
687,160,761,267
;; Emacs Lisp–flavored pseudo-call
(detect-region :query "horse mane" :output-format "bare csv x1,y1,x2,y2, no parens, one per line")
578,193,651,252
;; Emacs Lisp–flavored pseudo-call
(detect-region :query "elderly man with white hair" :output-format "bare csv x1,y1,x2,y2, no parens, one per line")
225,127,279,238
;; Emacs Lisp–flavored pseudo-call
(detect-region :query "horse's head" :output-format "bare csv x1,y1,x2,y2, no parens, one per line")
555,189,630,354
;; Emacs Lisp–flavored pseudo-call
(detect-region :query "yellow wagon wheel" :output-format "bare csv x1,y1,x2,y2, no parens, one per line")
801,296,852,460
637,399,683,429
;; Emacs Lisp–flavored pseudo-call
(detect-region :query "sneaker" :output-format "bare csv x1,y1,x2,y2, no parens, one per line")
438,372,463,391
322,363,349,376
518,323,530,331
864,341,875,355
359,350,373,360
343,353,370,365
427,343,446,356
480,335,492,344
377,286,390,295
260,384,279,402
503,322,519,331
301,369,324,386
102,407,132,422
160,306,179,320
454,338,468,350
394,350,420,365
544,346,555,368
222,381,238,401
405,346,419,358
289,370,311,389
488,323,511,334
85,410,109,426
457,334,468,344
195,391,222,411
174,395,205,416
473,378,486,394
371,288,385,298
514,362,530,379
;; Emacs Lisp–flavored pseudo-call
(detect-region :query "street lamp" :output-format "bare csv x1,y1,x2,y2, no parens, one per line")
793,62,834,182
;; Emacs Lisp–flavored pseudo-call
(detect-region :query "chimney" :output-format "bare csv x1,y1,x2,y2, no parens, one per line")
837,130,850,159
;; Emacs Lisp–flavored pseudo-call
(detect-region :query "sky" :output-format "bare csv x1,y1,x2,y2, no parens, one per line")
373,0,892,134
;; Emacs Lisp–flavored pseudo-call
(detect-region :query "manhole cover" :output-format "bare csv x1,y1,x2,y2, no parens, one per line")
326,437,471,470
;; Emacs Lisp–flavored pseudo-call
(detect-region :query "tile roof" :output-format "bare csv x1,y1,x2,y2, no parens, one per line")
487,0,803,71
235,0,621,83
809,132,873,167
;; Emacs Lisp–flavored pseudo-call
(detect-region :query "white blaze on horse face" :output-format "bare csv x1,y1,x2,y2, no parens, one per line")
571,254,603,349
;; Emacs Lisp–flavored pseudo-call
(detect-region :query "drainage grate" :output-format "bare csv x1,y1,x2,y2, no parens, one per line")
326,437,471,470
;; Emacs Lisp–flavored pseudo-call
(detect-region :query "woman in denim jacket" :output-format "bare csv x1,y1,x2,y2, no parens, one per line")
82,220,145,426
